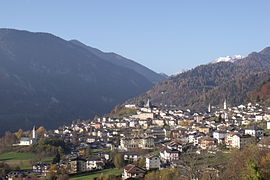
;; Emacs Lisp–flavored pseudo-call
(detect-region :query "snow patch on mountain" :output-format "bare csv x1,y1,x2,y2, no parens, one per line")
173,69,190,76
211,55,244,64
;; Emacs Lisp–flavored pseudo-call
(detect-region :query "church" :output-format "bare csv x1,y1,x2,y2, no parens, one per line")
15,126,37,146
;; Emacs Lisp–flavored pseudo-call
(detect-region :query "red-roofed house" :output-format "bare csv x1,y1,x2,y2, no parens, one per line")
122,164,146,179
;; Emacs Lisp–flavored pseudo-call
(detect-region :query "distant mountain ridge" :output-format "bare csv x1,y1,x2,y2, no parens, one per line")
0,28,165,135
69,40,166,83
128,47,270,111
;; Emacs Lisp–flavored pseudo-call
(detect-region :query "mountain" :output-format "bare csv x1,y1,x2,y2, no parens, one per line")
128,47,270,111
69,40,166,84
0,28,163,135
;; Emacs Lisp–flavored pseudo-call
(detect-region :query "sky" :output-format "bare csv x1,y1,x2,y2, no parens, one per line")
0,1,270,75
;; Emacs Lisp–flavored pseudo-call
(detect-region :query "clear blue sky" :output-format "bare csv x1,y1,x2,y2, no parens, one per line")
1,0,270,75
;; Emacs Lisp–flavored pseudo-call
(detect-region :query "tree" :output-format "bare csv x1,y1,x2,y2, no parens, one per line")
98,174,118,180
0,162,11,177
48,164,58,180
113,153,124,168
260,152,270,179
3,131,18,145
137,158,146,168
52,151,61,164
220,144,268,180
246,161,262,180
15,129,24,139
57,174,69,180
37,126,46,136
145,171,157,180
145,169,180,180
85,146,92,157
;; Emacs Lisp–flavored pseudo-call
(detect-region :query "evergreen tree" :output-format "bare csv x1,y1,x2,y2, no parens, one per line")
52,151,61,164
85,146,92,157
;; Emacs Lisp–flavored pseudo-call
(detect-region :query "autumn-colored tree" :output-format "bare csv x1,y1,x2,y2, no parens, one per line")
15,129,24,139
113,153,124,169
145,169,180,180
48,164,58,179
136,158,146,168
220,145,270,180
37,126,46,135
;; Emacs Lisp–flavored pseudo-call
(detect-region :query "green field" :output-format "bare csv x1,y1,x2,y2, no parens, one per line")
0,152,52,169
70,168,122,180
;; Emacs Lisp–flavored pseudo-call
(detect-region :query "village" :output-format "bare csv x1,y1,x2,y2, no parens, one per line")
5,99,270,179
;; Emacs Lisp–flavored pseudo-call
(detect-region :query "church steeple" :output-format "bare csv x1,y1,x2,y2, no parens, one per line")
145,99,152,108
32,126,36,139
208,104,211,113
224,99,227,110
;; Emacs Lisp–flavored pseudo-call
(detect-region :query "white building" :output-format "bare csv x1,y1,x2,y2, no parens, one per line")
145,156,160,170
231,135,241,149
86,158,104,171
267,121,270,129
244,126,264,137
226,133,241,149
160,149,180,162
213,131,227,144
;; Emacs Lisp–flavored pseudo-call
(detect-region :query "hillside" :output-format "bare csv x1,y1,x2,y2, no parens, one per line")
0,28,163,135
248,78,270,105
128,47,270,111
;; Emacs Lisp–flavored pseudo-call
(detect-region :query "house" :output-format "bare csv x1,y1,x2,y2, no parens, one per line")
7,170,36,180
225,133,241,149
124,152,139,162
255,115,264,122
145,156,160,170
244,126,264,137
199,136,217,150
125,104,137,109
160,148,180,162
167,142,184,152
153,119,165,126
133,112,155,120
194,115,204,122
32,163,51,176
94,123,102,129
86,157,104,171
188,133,204,146
119,137,155,150
226,133,254,149
122,164,146,180
69,157,87,174
197,126,210,134
213,131,227,144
